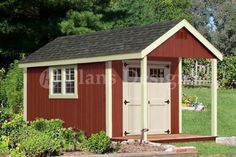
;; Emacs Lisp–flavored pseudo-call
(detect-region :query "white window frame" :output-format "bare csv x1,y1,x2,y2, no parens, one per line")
49,65,78,99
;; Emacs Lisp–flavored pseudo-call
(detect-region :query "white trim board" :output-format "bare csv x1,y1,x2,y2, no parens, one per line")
23,68,27,121
19,19,223,68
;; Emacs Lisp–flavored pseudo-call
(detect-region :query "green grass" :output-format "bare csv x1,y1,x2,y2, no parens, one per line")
175,142,236,156
174,87,236,156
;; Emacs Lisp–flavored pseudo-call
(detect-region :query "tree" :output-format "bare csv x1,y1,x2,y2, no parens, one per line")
0,0,113,67
190,0,236,56
212,0,236,56
109,0,192,28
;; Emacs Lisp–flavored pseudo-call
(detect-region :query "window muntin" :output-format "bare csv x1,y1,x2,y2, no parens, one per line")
65,68,75,94
49,65,78,99
52,69,62,94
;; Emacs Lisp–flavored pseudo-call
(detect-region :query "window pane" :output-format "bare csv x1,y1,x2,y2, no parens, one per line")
53,82,61,94
158,68,165,78
66,81,75,94
66,68,75,80
53,69,61,80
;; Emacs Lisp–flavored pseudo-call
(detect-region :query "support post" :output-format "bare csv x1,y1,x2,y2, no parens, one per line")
178,58,182,133
211,59,217,136
23,68,27,121
141,56,148,141
106,61,112,137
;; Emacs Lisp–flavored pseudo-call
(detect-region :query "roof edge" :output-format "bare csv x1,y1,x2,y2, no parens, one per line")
141,19,223,60
19,52,141,68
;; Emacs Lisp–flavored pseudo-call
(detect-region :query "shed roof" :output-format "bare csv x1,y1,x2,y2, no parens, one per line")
21,20,180,63
20,19,223,68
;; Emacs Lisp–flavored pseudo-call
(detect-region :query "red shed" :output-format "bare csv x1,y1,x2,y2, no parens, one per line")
19,19,223,140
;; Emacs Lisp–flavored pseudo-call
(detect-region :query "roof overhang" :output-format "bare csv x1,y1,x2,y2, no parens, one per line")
19,19,223,68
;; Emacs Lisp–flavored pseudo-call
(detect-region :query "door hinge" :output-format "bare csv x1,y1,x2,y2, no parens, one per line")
164,129,170,134
124,100,130,105
124,131,130,136
124,62,129,67
164,99,170,104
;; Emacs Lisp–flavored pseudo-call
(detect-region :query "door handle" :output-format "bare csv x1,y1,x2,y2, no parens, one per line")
148,100,150,104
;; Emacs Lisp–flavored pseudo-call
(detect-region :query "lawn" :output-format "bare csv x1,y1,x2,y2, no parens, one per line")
174,87,236,156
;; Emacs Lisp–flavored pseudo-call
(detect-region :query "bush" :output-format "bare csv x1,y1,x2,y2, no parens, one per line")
31,118,64,132
218,56,236,88
0,136,10,155
81,131,111,154
0,110,12,127
0,114,26,136
1,60,23,113
20,128,62,157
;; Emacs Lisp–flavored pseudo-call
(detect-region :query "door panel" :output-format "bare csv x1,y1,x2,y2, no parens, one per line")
123,61,171,135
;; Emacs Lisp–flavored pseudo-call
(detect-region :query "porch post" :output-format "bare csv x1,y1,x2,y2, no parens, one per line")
105,61,113,137
23,68,27,121
141,56,148,141
211,59,217,136
178,58,182,133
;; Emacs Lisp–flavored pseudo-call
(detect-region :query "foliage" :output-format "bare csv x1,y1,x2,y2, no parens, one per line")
0,0,115,66
59,10,105,35
218,56,236,88
31,118,63,132
191,0,236,56
0,136,10,155
81,131,111,154
20,128,62,157
182,94,199,107
0,115,82,156
111,0,192,28
0,110,12,126
0,60,23,113
0,114,26,137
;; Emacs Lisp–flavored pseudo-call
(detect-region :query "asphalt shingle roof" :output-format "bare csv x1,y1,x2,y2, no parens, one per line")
21,20,180,63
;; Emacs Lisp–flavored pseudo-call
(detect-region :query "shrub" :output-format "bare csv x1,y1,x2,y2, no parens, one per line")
0,136,10,155
1,114,26,136
1,60,23,113
81,131,111,154
0,110,12,127
20,129,62,157
31,118,64,133
218,56,236,88
61,128,76,150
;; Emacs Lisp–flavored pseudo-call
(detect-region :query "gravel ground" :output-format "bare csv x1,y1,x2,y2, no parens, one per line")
117,143,165,153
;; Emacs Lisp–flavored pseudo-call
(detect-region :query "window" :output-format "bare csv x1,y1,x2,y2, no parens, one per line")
127,67,140,82
49,65,78,99
150,68,164,78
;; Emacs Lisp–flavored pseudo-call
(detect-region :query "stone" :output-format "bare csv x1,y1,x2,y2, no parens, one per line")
216,137,236,145
172,146,197,154
195,103,204,112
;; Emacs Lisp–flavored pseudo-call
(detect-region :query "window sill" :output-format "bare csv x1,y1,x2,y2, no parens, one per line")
49,94,78,99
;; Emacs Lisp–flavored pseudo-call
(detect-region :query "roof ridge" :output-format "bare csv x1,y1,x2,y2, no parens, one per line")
57,19,182,39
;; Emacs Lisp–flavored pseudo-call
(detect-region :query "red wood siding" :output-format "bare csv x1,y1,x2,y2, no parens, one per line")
27,63,106,136
112,61,123,137
148,57,179,134
148,28,215,58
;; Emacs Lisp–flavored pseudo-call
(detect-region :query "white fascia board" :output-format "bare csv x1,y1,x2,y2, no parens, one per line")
141,19,223,61
19,52,141,68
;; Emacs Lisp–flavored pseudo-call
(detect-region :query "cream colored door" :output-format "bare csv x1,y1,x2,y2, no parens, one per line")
148,63,171,134
123,61,142,135
123,61,171,135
